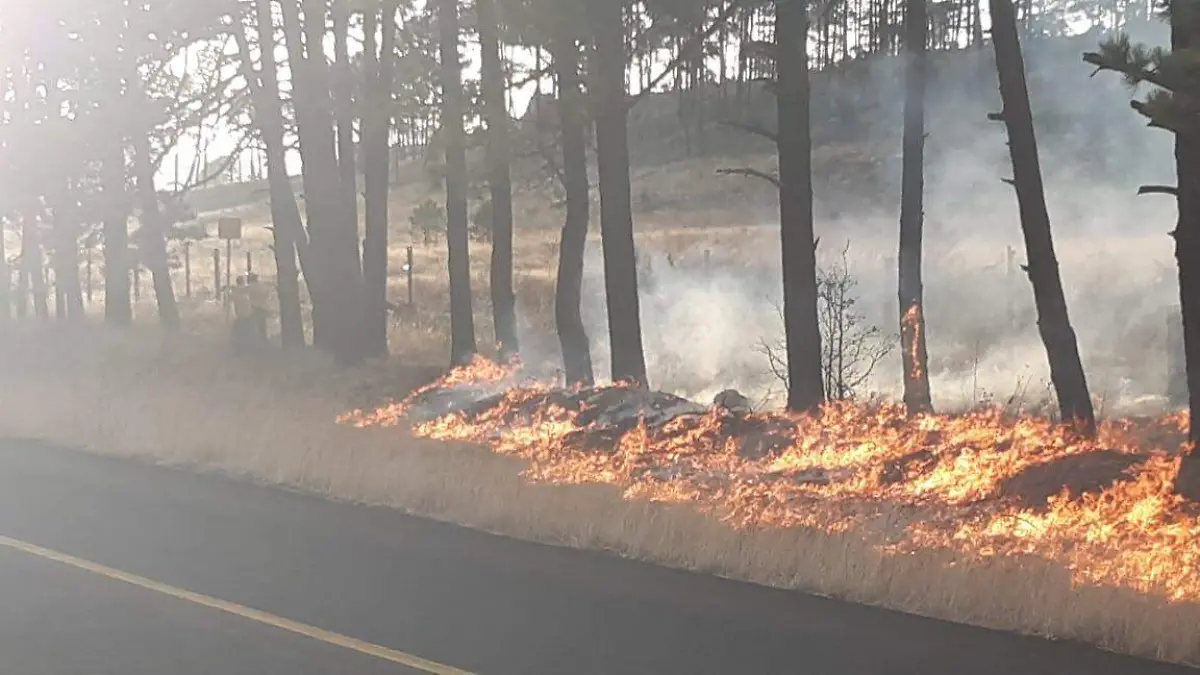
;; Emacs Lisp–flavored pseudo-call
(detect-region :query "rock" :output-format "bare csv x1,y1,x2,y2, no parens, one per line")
712,389,752,414
574,387,705,430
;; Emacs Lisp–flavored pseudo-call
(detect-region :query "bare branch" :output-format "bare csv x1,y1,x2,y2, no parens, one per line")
717,167,780,189
627,0,745,110
1139,184,1179,197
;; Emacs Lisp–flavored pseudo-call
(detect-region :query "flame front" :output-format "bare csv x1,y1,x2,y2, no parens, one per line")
344,369,1200,603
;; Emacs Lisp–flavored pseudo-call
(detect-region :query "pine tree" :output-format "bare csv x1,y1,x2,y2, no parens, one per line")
1085,0,1200,498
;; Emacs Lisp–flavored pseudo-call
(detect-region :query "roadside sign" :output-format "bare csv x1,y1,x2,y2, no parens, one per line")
218,217,243,240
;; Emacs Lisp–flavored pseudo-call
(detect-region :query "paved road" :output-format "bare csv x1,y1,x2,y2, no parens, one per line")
0,439,1192,675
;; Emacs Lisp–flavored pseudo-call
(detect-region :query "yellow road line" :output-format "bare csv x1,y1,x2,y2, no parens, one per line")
0,534,476,675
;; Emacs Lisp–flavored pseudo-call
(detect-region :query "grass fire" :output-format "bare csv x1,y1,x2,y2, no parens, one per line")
343,356,1200,608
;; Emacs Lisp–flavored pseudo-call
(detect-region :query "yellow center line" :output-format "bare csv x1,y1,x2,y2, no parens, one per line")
0,534,477,675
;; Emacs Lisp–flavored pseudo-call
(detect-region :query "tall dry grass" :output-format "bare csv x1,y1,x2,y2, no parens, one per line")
0,325,1197,666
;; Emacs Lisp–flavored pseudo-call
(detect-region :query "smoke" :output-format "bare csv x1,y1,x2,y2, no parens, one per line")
568,26,1183,415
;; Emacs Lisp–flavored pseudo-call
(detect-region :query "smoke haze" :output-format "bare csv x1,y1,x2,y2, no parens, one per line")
546,25,1181,414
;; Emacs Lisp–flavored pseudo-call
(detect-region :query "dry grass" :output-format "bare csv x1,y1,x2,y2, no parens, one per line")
0,325,1197,667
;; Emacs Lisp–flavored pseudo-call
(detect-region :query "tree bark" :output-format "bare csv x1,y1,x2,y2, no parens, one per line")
438,0,477,365
362,2,398,358
331,0,360,265
990,0,1096,435
552,36,594,387
130,132,181,331
22,217,47,320
1167,4,1200,500
244,0,306,348
283,0,365,364
50,184,84,321
0,219,8,323
776,0,825,412
899,0,934,415
478,0,519,360
101,137,132,325
591,0,649,387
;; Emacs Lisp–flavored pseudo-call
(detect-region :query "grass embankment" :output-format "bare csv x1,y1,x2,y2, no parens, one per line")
0,326,1197,667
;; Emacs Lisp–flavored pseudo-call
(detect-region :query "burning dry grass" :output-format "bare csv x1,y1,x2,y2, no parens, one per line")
2,328,1199,666
344,357,1200,664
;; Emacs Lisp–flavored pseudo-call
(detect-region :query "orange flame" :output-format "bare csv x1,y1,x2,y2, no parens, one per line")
902,304,925,382
345,376,1200,603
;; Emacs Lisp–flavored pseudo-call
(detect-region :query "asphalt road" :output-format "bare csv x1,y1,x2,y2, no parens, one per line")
0,439,1193,675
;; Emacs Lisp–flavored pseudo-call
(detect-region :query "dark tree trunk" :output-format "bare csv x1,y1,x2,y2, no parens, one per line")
15,265,28,319
1168,6,1200,501
0,221,8,322
478,0,519,360
990,0,1095,435
552,36,594,387
332,0,360,264
362,3,398,358
438,0,477,365
591,0,649,388
22,218,47,320
130,133,181,331
244,0,306,348
101,138,132,325
282,0,365,365
51,187,84,321
776,0,825,412
899,0,934,415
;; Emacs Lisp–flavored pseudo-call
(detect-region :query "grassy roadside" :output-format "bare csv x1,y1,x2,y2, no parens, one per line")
0,325,1196,667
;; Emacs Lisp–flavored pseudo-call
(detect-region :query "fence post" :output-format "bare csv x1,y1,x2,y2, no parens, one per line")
184,242,192,299
212,248,221,301
406,246,414,306
85,247,93,304
225,238,233,294
246,250,252,276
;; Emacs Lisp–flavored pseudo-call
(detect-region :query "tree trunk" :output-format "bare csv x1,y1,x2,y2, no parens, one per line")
101,138,132,325
552,36,594,387
362,3,398,358
283,0,365,365
0,220,8,322
22,218,47,320
130,133,181,331
51,186,84,321
899,0,934,415
1168,5,1200,500
591,0,649,387
478,0,519,360
990,0,1096,435
777,0,825,412
15,265,28,319
438,0,477,365
244,0,306,348
332,0,360,266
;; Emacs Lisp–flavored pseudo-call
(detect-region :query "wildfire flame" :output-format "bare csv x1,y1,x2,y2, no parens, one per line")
902,303,925,382
342,364,1200,604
